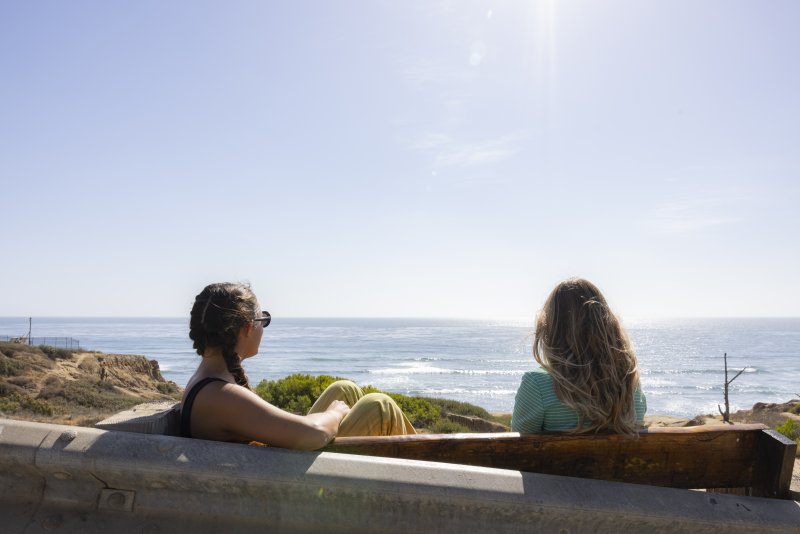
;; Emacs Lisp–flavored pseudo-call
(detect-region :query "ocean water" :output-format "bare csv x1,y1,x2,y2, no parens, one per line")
1,317,798,418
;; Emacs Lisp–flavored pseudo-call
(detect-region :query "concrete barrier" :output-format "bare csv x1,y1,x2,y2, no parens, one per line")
1,418,799,533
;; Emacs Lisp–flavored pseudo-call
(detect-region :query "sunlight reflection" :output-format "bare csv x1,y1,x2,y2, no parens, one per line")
469,41,487,67
526,0,559,121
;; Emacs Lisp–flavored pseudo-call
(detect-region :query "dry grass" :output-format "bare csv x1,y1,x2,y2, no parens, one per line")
0,342,182,426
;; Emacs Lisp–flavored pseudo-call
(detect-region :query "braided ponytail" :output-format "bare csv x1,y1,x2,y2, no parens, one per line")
189,282,257,390
222,346,251,388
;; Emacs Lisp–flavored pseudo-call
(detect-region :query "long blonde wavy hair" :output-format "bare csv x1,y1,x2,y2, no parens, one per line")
533,278,641,435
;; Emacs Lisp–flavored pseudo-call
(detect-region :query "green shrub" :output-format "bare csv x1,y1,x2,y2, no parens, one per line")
96,379,117,392
424,397,491,419
0,394,21,413
387,393,439,428
38,378,140,411
0,378,22,396
487,412,512,428
775,418,800,441
790,403,800,415
156,381,182,397
429,418,471,434
253,374,505,431
7,375,34,388
0,354,24,376
20,395,54,415
0,393,54,416
413,396,511,427
254,374,348,414
39,376,65,398
39,345,74,360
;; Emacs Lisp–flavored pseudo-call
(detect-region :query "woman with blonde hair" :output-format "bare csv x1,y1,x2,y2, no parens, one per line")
180,282,415,450
512,278,646,435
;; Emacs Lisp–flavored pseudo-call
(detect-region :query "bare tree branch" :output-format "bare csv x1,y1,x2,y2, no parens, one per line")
728,367,746,384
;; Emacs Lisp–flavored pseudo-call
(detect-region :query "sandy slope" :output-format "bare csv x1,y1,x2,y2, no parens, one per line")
0,343,181,426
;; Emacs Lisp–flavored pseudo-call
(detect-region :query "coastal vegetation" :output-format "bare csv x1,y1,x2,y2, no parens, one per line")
1,343,507,433
0,342,794,443
254,373,511,433
0,342,181,426
776,418,800,448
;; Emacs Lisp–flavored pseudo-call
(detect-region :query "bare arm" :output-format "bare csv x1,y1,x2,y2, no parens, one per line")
190,382,350,450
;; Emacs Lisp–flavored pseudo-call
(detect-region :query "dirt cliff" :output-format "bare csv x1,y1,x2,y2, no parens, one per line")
0,341,182,427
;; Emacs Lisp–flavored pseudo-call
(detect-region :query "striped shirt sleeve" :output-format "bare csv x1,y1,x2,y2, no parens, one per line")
511,371,545,432
634,386,647,424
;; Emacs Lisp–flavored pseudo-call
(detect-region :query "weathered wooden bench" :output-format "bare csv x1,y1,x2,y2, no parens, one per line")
326,425,797,499
96,402,797,500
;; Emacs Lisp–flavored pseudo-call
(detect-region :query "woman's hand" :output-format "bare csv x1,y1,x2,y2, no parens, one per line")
326,399,351,420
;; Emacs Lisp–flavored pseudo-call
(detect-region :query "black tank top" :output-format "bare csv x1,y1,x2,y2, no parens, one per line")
180,377,227,438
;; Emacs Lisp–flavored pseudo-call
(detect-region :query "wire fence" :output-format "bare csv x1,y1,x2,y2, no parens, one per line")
0,336,81,350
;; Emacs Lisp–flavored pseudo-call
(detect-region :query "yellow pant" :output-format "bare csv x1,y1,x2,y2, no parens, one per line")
308,380,416,436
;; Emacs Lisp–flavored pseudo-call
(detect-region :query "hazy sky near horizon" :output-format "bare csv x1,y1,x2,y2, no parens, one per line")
1,1,798,319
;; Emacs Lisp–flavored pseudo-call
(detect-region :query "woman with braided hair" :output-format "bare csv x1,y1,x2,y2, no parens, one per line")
511,278,647,435
181,282,415,449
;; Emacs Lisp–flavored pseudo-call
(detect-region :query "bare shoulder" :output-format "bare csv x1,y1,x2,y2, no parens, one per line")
200,381,275,410
201,382,302,425
188,380,294,442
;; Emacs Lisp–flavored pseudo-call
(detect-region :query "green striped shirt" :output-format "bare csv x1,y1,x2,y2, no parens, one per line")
511,367,647,432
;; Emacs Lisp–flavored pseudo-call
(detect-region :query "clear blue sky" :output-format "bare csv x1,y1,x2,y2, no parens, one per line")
1,1,798,318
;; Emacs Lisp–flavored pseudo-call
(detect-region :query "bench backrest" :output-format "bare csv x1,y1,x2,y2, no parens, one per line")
326,425,797,499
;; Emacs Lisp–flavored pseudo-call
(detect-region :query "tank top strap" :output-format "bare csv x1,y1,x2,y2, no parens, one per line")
180,377,228,438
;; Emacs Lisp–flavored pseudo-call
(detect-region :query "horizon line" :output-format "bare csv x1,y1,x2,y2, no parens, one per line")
2,315,800,321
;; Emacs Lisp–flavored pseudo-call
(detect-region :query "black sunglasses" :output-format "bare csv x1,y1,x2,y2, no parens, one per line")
254,310,271,328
